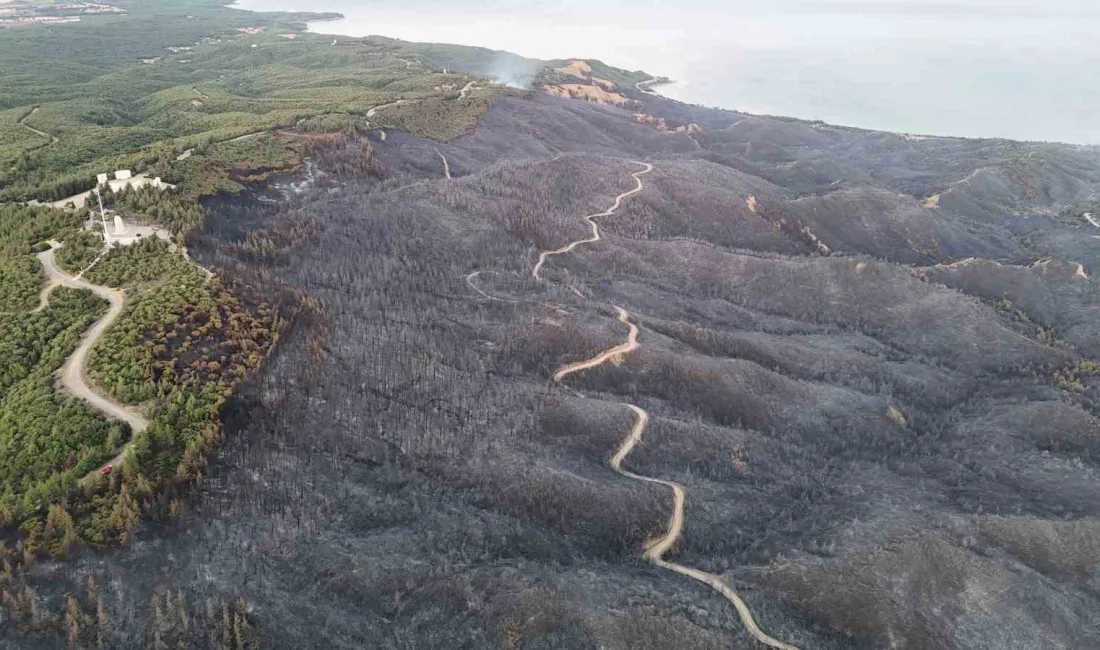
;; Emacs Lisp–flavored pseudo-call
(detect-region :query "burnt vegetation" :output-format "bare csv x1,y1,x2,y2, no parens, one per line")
6,82,1100,648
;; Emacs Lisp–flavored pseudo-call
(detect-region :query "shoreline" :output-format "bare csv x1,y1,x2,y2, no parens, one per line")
226,2,1099,147
635,76,676,98
229,1,684,103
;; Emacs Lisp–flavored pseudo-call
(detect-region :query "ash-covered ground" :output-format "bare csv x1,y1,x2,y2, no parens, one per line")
9,89,1100,649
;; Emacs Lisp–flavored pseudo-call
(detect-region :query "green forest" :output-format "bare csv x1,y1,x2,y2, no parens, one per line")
0,200,285,564
0,0,508,577
0,287,116,522
0,0,516,638
0,203,82,307
0,0,501,203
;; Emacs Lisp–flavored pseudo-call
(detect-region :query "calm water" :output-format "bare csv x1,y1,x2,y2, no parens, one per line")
234,0,1100,144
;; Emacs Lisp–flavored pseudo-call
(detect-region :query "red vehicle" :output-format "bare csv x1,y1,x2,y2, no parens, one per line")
100,464,113,477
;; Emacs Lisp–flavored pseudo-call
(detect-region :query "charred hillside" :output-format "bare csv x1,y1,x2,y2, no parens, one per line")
9,86,1100,649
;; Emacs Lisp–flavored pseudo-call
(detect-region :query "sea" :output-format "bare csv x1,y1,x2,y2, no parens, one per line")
232,0,1100,144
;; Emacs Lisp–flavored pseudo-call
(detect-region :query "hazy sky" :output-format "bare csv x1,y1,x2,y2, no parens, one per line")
235,0,1100,143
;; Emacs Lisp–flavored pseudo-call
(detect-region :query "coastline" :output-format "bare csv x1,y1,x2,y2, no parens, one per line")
229,0,682,102
226,1,1100,146
635,76,676,98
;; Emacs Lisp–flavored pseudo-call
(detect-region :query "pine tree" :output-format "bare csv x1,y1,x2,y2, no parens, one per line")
66,595,83,648
44,503,77,558
108,484,140,545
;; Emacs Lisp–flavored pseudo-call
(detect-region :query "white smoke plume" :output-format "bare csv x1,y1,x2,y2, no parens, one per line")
487,52,542,89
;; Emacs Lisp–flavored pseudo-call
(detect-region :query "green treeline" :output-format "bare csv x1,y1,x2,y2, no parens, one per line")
105,184,205,235
0,204,83,309
0,288,119,520
0,0,501,585
84,237,193,288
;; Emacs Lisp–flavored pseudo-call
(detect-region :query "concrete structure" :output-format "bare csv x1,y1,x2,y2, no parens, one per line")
114,169,132,180
96,189,108,237
96,173,109,185
48,173,174,211
96,205,169,248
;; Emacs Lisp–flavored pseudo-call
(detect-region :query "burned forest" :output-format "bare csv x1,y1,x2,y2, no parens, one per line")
6,72,1100,649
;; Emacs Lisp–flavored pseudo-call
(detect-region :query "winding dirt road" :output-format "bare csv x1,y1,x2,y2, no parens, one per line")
635,77,667,97
38,247,148,431
226,130,267,144
532,162,653,280
464,270,514,303
366,99,408,119
18,106,58,146
10,106,59,169
534,161,798,649
552,306,638,381
552,309,799,650
34,246,148,482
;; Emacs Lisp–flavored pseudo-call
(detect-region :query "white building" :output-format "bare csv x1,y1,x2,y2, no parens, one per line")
114,169,133,180
100,211,169,248
96,173,109,185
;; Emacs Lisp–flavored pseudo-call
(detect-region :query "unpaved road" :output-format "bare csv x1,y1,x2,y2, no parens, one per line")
226,130,267,143
30,277,58,313
366,99,408,119
635,78,666,97
182,246,215,285
924,167,987,209
532,162,653,280
539,162,798,649
459,81,477,99
552,308,800,650
613,404,801,650
18,106,58,145
464,270,514,302
437,149,452,179
552,306,638,382
36,246,148,482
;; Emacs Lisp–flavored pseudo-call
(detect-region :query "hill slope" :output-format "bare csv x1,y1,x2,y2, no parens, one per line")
5,39,1100,650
